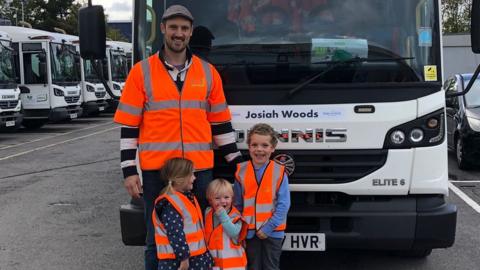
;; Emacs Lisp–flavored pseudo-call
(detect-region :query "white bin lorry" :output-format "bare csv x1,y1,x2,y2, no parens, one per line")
79,0,480,258
50,32,109,116
104,41,129,112
0,26,82,128
0,30,22,130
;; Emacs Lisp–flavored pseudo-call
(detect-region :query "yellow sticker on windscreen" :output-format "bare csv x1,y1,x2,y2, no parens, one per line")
424,65,437,81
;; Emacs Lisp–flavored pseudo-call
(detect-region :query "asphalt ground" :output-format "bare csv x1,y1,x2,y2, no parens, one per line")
0,114,479,270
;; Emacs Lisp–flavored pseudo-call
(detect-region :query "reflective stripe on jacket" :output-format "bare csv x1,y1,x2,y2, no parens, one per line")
235,161,286,231
113,52,231,170
152,191,207,260
204,207,247,269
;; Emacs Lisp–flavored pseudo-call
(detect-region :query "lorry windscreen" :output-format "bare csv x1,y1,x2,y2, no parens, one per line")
110,51,128,81
50,43,80,84
154,0,439,86
0,40,16,86
84,58,109,82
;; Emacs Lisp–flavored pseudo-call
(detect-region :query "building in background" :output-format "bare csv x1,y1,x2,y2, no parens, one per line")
443,34,480,79
107,20,132,42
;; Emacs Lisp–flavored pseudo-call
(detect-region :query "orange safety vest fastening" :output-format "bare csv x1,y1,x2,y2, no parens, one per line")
152,191,207,260
204,206,248,270
235,161,287,231
113,53,232,170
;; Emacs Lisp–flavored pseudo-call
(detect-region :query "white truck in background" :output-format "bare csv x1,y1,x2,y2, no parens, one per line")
51,32,109,116
0,30,22,130
104,41,129,112
0,26,82,129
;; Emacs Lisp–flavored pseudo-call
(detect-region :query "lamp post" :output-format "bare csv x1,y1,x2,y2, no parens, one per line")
21,0,24,23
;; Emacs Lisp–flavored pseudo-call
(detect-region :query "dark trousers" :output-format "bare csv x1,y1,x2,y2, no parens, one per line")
142,169,213,270
246,236,283,270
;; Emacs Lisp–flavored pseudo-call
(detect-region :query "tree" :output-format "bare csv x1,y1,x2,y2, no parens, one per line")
0,0,81,35
442,0,472,34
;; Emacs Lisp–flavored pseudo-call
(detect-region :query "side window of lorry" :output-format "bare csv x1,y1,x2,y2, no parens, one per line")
23,52,47,84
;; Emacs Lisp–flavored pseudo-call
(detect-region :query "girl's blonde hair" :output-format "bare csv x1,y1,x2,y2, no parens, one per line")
160,158,194,195
206,178,234,202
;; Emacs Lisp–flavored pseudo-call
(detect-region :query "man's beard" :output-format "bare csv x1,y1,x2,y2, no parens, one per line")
166,39,187,53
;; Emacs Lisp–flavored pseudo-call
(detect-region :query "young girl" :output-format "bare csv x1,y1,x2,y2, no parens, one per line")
205,178,248,270
152,158,214,270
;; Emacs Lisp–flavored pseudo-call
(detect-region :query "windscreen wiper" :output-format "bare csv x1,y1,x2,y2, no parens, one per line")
286,56,414,98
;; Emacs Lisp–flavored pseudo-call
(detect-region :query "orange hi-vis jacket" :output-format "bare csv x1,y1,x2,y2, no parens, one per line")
152,191,207,260
113,52,232,170
235,160,287,231
204,206,248,269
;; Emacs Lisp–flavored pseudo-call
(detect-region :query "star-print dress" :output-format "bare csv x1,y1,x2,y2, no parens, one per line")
154,192,214,270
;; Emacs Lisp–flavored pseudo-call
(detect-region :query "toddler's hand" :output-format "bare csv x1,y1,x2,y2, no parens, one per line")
215,206,225,215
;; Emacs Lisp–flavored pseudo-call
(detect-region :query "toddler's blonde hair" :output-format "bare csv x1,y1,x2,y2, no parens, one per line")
206,178,234,202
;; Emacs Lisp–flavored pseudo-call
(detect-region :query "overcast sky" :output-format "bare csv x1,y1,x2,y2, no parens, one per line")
89,0,132,21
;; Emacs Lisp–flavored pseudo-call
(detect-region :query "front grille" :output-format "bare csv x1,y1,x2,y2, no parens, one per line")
64,96,80,104
95,91,106,98
214,149,387,184
0,100,19,109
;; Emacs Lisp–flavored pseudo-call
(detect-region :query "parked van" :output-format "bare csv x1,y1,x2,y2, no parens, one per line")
0,30,22,130
0,26,82,128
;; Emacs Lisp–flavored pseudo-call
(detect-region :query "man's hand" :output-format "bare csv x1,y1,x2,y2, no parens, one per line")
256,230,268,240
124,175,142,199
178,258,189,270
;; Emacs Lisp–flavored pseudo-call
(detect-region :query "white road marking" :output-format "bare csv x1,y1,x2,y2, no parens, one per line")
449,182,480,213
0,126,119,161
450,180,480,183
0,122,114,150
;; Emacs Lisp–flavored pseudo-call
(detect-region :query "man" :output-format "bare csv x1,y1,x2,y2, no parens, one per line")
113,5,242,270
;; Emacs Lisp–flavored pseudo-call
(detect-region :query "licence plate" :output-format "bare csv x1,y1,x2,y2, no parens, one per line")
99,106,105,111
282,233,325,251
70,113,78,119
6,120,15,127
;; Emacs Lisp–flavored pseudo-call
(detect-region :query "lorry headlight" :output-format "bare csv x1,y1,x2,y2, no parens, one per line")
467,117,480,132
86,85,95,92
409,128,424,143
53,88,64,96
390,130,405,145
113,83,121,90
384,109,444,149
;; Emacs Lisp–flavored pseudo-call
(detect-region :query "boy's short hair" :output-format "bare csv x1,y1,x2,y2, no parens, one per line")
247,123,278,147
206,178,234,201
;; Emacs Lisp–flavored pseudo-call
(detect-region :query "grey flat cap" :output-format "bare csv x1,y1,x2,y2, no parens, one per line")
162,5,194,22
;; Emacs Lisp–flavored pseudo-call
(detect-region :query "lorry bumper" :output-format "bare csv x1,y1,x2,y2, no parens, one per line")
0,111,23,129
49,106,83,122
106,99,119,113
287,194,456,251
82,100,108,115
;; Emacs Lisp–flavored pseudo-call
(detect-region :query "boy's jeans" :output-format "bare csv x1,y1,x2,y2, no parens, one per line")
142,169,213,270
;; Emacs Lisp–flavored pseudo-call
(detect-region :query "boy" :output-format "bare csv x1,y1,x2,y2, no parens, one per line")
234,123,291,270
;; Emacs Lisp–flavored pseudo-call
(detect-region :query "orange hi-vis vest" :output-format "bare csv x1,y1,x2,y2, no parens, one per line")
113,52,232,170
152,191,207,260
204,206,248,270
235,160,287,231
